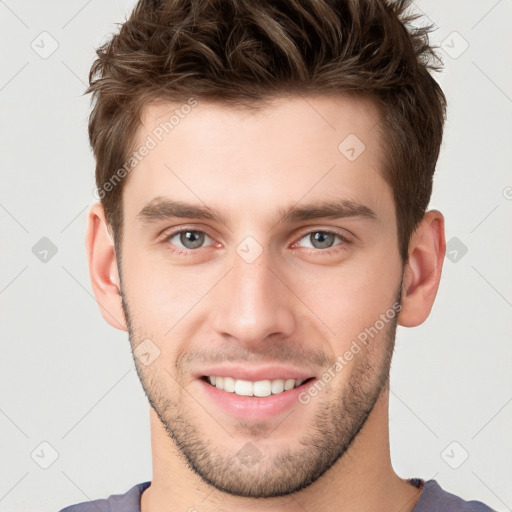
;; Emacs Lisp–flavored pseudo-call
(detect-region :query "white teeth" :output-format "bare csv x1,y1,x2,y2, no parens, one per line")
253,380,272,397
223,376,236,393
235,379,253,396
207,376,308,396
271,379,285,394
284,379,295,391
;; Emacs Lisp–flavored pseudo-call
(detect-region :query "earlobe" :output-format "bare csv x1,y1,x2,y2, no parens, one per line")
398,210,446,328
85,202,127,331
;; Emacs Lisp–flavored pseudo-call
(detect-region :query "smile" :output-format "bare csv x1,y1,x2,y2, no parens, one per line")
203,376,314,397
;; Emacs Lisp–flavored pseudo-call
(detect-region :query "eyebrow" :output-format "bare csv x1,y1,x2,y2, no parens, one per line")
136,196,377,227
137,197,229,225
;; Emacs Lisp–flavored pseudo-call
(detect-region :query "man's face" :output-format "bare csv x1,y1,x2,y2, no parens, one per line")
117,95,404,497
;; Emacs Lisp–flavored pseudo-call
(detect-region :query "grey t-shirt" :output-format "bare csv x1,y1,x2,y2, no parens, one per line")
58,478,496,511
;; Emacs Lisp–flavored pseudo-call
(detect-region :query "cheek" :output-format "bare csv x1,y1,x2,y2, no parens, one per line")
121,242,214,328
295,254,400,332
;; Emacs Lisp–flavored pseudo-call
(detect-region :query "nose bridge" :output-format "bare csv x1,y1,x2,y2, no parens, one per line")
212,248,295,345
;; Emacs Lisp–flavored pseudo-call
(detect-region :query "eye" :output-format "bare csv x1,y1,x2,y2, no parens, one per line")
296,230,346,250
166,229,213,250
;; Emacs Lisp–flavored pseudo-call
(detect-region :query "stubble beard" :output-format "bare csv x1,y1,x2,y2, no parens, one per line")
120,285,399,498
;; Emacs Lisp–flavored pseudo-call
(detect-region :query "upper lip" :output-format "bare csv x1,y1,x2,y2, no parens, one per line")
196,365,316,382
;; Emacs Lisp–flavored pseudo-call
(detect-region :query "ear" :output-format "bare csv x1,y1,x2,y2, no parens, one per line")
397,210,446,327
85,202,127,331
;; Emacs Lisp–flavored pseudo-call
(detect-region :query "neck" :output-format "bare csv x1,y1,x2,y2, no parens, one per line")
141,387,422,512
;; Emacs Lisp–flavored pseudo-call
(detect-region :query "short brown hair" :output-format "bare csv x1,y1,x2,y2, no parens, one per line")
87,0,446,262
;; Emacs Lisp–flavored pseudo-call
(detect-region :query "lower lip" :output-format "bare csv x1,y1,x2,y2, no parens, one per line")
197,378,315,421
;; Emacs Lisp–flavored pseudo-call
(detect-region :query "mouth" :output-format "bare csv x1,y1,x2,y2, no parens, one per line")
197,374,317,421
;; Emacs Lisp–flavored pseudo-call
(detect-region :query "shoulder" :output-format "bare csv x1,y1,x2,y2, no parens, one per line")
58,481,151,512
413,480,496,512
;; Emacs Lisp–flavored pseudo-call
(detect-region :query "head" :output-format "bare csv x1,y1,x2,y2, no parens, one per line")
86,0,446,499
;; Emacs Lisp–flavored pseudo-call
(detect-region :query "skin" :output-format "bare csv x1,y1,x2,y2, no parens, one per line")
86,95,445,512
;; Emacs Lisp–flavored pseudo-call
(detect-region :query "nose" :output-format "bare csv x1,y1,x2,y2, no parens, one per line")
210,250,296,348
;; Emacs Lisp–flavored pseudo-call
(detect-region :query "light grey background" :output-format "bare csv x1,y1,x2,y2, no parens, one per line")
1,1,511,511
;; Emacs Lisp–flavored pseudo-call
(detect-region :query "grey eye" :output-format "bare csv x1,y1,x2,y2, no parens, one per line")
170,230,211,249
298,231,343,250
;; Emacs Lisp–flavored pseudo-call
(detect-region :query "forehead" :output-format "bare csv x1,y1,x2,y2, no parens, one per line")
138,94,383,155
123,94,392,227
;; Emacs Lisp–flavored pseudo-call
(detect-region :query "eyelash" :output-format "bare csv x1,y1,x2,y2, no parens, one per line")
161,227,351,256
